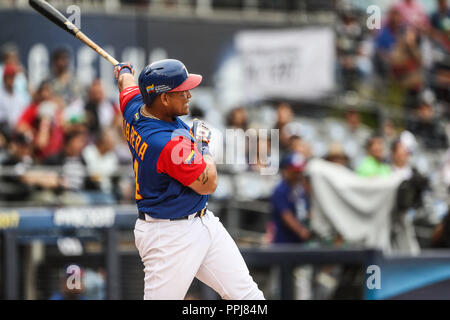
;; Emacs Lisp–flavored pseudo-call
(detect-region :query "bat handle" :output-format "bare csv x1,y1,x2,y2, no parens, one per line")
76,32,119,66
67,22,119,66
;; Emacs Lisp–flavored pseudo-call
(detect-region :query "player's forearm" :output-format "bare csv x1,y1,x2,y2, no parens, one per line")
189,155,218,195
118,73,137,93
200,155,218,194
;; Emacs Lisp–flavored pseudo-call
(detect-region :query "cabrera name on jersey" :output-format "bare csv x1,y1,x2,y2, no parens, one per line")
120,86,208,219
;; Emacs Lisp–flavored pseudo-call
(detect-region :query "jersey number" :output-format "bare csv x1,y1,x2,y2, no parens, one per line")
133,159,143,200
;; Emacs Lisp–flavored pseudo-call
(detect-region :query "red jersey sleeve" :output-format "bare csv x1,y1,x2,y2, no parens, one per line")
119,86,141,114
156,136,207,186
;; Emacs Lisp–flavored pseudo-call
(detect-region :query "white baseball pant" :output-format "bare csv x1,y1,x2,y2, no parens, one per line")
134,209,265,300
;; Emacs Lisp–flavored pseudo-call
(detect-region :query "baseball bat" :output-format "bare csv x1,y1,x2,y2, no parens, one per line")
29,0,119,66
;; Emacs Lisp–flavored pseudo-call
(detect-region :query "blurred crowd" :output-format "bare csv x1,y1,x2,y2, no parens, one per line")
0,46,134,206
260,0,450,249
0,0,448,246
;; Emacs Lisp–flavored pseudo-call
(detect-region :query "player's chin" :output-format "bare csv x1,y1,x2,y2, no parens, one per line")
181,104,189,115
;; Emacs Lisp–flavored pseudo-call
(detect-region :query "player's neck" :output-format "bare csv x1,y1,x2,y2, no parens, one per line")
142,105,174,122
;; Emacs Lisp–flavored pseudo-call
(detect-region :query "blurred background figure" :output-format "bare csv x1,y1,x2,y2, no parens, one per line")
226,106,249,131
66,79,121,138
335,9,372,91
374,7,405,78
269,153,311,244
429,0,450,103
356,135,391,177
269,152,313,300
0,64,28,131
248,133,272,173
17,80,65,161
288,135,312,160
393,0,430,31
381,118,398,148
48,47,81,105
43,128,99,205
407,98,448,149
391,139,414,180
324,142,350,168
82,128,119,200
390,26,424,110
344,109,371,147
391,139,428,205
0,44,29,106
274,102,294,156
431,0,450,30
0,131,34,202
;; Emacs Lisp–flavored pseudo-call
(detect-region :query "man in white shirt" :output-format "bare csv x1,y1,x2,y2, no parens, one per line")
391,139,413,181
0,64,27,130
82,128,119,193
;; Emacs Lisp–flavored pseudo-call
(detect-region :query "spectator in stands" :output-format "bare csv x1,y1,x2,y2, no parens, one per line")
344,109,371,146
0,131,34,202
429,0,450,102
431,0,450,33
374,7,405,77
288,135,312,160
226,106,249,131
82,128,119,194
407,99,448,149
393,0,430,31
374,6,424,110
0,130,61,203
390,139,428,211
66,79,120,138
0,64,28,130
224,106,250,172
48,47,81,104
44,128,99,204
389,26,424,110
431,58,450,104
382,118,398,149
391,139,413,180
335,10,364,91
270,153,311,244
248,133,271,173
274,102,294,156
324,142,350,168
0,44,29,106
356,135,391,177
17,80,65,161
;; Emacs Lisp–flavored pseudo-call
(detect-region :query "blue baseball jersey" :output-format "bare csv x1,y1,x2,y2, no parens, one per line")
120,86,208,219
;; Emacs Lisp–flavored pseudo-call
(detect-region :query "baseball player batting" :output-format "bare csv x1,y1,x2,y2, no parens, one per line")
114,59,265,300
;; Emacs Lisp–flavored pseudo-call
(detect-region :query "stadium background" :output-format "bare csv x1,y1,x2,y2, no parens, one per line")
0,0,449,300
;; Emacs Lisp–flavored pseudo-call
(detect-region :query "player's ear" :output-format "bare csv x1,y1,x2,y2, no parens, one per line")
161,93,170,107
